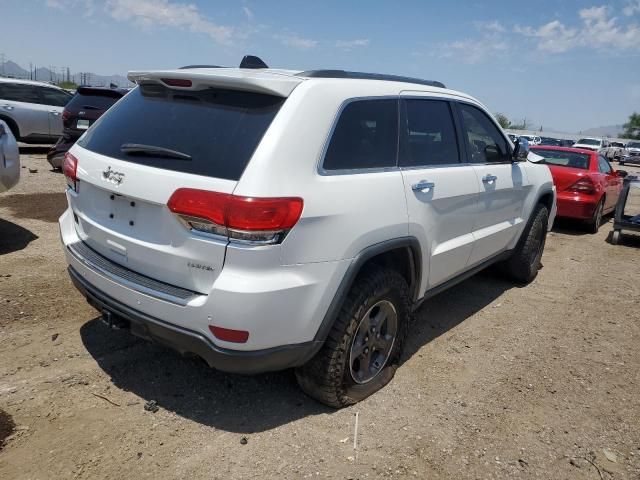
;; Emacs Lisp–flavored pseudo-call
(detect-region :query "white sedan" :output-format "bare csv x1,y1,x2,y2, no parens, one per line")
0,119,20,193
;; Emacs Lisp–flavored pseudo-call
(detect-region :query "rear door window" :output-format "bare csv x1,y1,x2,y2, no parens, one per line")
40,87,72,107
322,99,398,171
78,84,285,181
0,83,41,104
400,99,459,167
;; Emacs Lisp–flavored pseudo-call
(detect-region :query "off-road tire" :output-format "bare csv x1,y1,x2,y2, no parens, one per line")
295,267,410,408
586,198,604,234
502,203,549,284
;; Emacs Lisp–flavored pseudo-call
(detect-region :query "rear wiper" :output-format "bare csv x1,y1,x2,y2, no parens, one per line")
82,105,101,110
120,143,192,161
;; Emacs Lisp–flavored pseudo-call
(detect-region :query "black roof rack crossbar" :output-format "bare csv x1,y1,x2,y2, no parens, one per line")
299,70,446,89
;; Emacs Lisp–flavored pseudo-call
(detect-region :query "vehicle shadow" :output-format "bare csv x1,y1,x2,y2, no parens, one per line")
0,218,38,255
402,270,513,363
606,230,640,248
18,145,51,154
79,318,331,433
80,269,512,432
0,192,67,223
552,216,614,236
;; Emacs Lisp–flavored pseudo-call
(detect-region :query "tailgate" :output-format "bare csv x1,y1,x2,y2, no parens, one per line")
68,147,234,294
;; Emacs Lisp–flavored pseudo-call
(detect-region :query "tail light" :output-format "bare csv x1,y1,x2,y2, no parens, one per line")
566,177,595,194
167,188,303,244
61,108,70,123
63,152,79,192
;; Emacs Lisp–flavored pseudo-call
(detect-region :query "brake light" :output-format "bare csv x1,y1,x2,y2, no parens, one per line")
209,325,249,343
567,177,595,194
161,78,192,87
61,108,70,122
167,188,303,244
63,152,79,192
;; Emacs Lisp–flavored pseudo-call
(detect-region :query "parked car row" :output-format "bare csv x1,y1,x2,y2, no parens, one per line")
0,77,127,170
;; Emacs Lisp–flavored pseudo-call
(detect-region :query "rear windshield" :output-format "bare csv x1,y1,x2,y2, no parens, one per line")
576,138,600,146
66,91,123,111
78,84,285,181
532,148,591,169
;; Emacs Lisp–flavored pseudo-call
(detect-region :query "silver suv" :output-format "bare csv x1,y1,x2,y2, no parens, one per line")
0,78,72,144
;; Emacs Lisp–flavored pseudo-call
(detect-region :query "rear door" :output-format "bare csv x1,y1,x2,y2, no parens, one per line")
68,83,285,294
399,96,479,289
0,82,50,137
39,86,71,136
455,102,531,265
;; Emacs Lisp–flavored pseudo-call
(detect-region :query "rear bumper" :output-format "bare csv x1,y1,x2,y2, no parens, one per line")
47,134,79,168
556,192,598,220
68,266,320,374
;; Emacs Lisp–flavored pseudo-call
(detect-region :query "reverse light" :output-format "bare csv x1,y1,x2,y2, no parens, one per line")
63,152,79,192
167,188,304,244
567,177,595,195
209,325,249,343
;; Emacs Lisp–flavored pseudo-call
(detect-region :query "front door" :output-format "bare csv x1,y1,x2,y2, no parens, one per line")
399,97,479,291
455,103,531,266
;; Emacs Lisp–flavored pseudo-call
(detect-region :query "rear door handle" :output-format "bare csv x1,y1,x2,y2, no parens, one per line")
49,111,60,115
482,174,497,184
411,180,435,193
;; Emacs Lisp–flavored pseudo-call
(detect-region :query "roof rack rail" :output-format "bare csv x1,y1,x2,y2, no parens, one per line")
179,65,224,69
299,70,446,89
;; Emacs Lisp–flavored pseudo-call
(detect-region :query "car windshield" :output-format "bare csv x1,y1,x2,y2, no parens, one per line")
532,148,590,169
576,138,600,146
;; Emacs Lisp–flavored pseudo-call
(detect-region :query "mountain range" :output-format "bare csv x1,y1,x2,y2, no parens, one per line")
0,60,132,87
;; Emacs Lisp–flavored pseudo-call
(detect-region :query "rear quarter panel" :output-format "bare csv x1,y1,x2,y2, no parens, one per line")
235,80,410,266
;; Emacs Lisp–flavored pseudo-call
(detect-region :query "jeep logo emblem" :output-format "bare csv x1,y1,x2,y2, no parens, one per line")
102,166,125,186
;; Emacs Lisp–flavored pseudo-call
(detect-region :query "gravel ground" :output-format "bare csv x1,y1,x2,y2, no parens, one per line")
1,150,639,479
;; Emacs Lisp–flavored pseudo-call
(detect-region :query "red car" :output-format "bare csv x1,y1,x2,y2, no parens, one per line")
531,146,626,232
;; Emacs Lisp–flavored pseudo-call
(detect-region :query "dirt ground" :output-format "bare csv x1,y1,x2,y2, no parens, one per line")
1,150,639,479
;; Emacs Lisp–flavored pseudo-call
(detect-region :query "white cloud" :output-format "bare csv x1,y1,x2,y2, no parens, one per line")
435,20,509,64
105,0,233,44
45,0,234,44
275,33,317,49
516,5,640,52
335,38,370,50
623,1,640,16
474,20,506,33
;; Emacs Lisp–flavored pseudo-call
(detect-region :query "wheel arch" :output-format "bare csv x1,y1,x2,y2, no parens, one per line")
0,115,20,140
312,237,422,345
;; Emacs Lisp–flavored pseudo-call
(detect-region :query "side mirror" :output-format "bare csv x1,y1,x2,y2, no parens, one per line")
513,137,530,162
617,170,628,178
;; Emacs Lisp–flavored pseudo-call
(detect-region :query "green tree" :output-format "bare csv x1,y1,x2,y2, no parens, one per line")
622,112,640,139
57,80,78,90
494,112,511,129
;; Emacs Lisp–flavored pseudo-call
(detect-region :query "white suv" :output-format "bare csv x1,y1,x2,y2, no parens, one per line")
0,78,72,143
59,61,556,407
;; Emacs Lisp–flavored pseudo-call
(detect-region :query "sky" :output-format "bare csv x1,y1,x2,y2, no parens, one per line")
1,0,639,132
